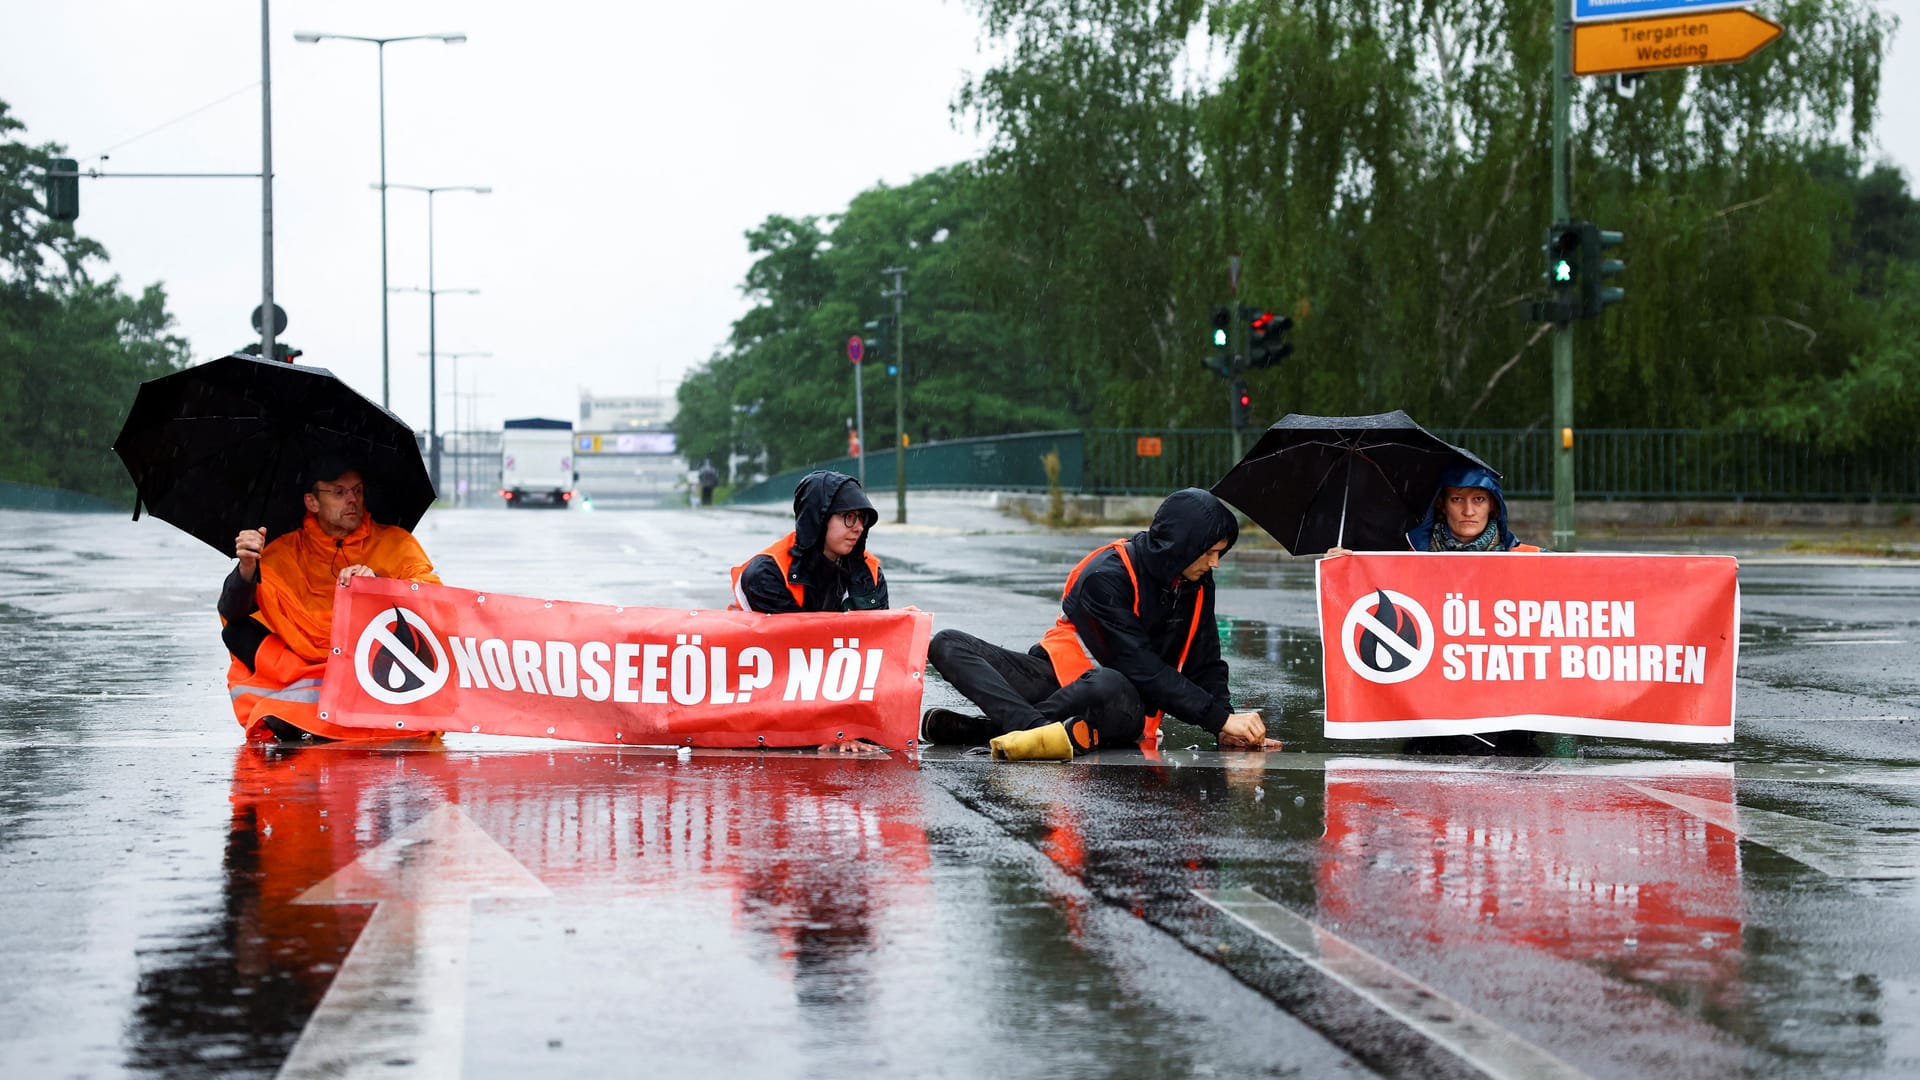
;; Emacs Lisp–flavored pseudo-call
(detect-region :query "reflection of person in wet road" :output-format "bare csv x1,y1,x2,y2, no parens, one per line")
730,470,888,614
218,456,442,742
922,488,1267,759
130,745,432,1071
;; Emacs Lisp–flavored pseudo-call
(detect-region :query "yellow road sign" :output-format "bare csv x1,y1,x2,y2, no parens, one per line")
1574,9,1782,76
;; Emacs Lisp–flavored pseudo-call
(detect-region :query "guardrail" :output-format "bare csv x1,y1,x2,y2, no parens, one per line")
0,479,123,513
732,429,1920,504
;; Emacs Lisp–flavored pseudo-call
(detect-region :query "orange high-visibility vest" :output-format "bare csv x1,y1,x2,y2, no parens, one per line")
1036,540,1207,745
729,532,884,612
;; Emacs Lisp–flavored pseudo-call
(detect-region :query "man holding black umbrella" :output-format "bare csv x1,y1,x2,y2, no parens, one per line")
218,454,441,742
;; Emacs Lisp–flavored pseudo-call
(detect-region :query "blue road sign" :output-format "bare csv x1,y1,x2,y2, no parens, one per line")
1574,0,1748,22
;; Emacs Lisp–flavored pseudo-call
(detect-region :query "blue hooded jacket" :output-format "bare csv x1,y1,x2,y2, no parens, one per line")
1405,463,1528,551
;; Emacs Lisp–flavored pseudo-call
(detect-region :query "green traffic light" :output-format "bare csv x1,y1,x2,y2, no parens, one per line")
1212,329,1228,347
1553,259,1574,283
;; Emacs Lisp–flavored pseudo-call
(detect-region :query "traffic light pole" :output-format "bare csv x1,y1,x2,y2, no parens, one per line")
259,0,276,365
1551,0,1576,552
853,363,866,488
882,266,908,524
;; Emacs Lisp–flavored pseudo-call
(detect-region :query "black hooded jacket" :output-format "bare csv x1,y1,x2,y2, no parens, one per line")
1042,487,1238,732
733,470,888,614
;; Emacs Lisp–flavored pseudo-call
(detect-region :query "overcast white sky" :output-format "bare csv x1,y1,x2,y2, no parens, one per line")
4,1,1916,436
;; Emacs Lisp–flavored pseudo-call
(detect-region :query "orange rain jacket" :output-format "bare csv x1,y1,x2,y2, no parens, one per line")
225,513,440,740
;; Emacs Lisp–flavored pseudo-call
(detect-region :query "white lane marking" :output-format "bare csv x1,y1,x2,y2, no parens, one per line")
1193,887,1589,1080
1034,751,1920,788
1628,784,1920,880
278,804,550,1079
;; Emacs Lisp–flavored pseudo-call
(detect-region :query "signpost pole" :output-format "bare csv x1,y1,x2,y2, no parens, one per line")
847,335,867,488
1552,0,1577,553
881,267,908,525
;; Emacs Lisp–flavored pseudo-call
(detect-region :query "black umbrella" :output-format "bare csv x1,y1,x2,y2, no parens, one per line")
112,353,434,555
1212,410,1496,555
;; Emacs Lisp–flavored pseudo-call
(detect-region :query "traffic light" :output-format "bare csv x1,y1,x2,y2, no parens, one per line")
1230,378,1252,429
238,341,304,363
1247,311,1293,369
46,158,79,223
864,317,895,375
1548,223,1581,291
1579,224,1625,318
1526,223,1585,323
1201,304,1235,378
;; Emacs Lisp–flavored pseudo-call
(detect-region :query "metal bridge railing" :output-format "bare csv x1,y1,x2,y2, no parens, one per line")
733,429,1920,504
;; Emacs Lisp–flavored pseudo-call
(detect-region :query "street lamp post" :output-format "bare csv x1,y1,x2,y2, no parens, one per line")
426,350,492,503
881,266,908,524
292,29,467,408
387,182,488,495
391,282,480,497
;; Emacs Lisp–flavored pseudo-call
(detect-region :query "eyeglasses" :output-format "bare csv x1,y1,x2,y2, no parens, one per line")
312,484,366,500
836,510,867,529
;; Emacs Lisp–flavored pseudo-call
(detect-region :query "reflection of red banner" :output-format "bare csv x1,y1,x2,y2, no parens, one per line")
1320,760,1743,1002
176,744,932,1050
1317,553,1738,742
317,578,932,748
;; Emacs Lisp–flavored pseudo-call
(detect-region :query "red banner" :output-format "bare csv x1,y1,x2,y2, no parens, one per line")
317,578,933,748
1316,553,1738,742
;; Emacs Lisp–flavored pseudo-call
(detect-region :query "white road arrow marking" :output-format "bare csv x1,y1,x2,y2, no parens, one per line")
278,804,550,1079
1195,887,1589,1079
1629,784,1920,880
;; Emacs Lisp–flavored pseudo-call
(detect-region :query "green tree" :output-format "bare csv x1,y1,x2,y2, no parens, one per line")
956,0,1900,435
673,166,1078,474
0,99,191,498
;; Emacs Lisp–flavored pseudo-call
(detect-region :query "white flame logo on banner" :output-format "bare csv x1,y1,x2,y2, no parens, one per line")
1340,589,1435,685
354,606,452,705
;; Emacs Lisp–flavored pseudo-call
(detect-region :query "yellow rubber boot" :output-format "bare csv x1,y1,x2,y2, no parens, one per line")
989,719,1098,761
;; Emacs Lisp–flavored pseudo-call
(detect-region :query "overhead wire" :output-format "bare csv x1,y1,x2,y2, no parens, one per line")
82,81,260,164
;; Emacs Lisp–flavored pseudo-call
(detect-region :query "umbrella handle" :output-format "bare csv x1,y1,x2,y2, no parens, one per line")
1336,459,1350,548
131,493,143,523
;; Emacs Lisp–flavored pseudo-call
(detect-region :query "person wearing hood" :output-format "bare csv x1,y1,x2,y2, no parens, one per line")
1405,463,1539,553
920,488,1266,760
731,470,888,614
1325,463,1541,557
1329,463,1542,754
218,455,442,742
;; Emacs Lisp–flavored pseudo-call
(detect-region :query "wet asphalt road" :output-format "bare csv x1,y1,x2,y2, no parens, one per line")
2,498,1918,1078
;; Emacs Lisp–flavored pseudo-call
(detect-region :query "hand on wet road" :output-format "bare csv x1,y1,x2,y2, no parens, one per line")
820,739,890,754
1218,710,1267,748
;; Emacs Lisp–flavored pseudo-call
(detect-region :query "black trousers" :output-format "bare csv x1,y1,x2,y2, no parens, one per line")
222,618,271,673
927,628,1147,745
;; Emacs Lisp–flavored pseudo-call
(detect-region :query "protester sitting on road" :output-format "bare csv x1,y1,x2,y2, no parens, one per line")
1406,463,1540,553
1328,462,1541,754
920,487,1268,760
218,455,441,742
730,469,888,614
1327,463,1539,557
